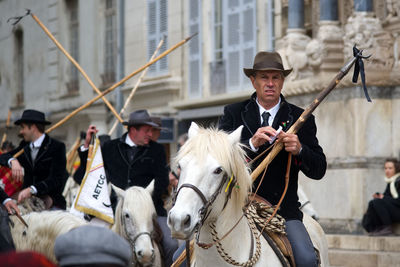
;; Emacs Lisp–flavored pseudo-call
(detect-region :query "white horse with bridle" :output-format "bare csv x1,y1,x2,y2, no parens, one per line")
9,182,162,267
168,123,329,267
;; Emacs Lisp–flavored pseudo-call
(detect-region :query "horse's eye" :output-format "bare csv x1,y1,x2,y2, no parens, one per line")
213,167,223,175
125,213,130,219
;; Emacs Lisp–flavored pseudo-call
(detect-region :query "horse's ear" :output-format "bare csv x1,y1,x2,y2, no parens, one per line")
228,125,243,144
146,179,155,195
188,122,200,139
111,184,125,199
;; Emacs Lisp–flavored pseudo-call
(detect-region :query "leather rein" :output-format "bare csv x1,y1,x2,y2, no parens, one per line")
172,171,237,247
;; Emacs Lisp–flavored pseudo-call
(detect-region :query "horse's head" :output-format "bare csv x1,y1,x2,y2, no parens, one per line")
112,181,157,266
168,122,252,240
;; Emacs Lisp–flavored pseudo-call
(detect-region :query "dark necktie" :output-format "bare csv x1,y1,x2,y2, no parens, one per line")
261,111,271,127
127,146,138,163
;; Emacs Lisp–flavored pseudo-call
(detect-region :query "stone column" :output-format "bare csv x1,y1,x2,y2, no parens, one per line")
318,0,343,72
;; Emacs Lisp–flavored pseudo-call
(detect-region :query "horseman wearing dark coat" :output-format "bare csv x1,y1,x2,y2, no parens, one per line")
74,109,177,267
0,109,68,210
218,51,327,267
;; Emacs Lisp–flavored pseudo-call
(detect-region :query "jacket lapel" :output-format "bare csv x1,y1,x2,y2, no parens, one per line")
241,93,261,137
272,95,294,131
117,139,132,167
23,143,33,168
34,135,51,165
132,145,149,164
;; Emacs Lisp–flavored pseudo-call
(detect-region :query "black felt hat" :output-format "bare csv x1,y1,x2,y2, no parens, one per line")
14,109,51,125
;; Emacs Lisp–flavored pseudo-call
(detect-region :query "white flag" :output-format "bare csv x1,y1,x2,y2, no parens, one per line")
71,138,114,224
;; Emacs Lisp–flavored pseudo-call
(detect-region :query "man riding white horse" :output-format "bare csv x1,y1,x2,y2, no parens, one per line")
219,51,327,267
74,109,178,266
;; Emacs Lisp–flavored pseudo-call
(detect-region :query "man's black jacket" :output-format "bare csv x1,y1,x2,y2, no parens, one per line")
0,134,68,209
219,93,326,220
74,133,169,216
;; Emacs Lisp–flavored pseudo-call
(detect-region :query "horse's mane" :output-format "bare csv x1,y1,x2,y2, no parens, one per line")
176,126,252,213
113,186,156,235
10,210,86,262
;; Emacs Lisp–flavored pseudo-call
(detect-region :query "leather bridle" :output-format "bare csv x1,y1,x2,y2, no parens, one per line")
120,199,155,266
172,171,237,243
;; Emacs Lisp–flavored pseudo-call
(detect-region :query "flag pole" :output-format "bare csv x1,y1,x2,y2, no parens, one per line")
12,33,196,158
0,110,11,149
30,12,124,124
108,37,165,136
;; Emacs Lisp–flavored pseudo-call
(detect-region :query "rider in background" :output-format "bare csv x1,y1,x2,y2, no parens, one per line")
75,110,177,266
219,51,327,267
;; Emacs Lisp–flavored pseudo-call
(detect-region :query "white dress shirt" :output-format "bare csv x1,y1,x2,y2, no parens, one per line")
249,97,281,151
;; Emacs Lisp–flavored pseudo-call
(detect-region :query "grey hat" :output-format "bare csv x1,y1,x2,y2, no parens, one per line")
122,109,158,127
150,116,169,131
54,225,132,266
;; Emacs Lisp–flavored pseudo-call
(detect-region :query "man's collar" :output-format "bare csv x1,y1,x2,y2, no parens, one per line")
31,133,45,148
125,134,137,147
256,97,281,119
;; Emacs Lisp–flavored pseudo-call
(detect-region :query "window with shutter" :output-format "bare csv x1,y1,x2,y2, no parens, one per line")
66,0,80,93
212,0,256,93
103,0,117,86
147,0,168,75
188,0,201,98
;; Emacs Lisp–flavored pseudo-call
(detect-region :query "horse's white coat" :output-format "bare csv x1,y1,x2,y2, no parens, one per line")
10,183,162,267
168,122,329,267
112,182,161,267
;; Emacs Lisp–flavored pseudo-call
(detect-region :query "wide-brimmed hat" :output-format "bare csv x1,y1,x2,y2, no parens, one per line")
122,109,158,127
150,116,169,131
14,109,51,125
243,51,292,78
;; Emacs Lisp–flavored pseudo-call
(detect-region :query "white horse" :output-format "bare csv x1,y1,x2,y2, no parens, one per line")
298,184,319,220
168,123,329,267
10,182,162,267
112,183,162,267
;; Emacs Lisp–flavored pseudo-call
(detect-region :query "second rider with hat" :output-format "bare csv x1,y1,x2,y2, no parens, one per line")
74,109,177,267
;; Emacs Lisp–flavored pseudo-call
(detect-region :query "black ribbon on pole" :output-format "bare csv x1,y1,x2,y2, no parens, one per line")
352,45,372,102
7,9,31,26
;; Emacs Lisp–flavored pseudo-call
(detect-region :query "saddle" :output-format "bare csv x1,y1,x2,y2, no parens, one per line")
249,193,296,267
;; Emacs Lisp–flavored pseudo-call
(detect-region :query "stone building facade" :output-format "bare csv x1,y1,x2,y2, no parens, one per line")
0,0,400,232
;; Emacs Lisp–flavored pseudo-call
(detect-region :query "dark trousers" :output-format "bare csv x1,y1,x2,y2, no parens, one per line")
157,216,178,267
285,219,318,267
0,208,14,253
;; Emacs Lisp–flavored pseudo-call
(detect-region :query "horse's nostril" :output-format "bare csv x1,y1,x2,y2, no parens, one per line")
137,250,143,257
183,214,191,227
168,215,172,225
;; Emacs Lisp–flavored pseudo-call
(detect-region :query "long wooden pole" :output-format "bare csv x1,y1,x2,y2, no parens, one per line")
108,38,165,135
12,33,195,158
30,13,123,124
251,56,359,181
0,110,11,148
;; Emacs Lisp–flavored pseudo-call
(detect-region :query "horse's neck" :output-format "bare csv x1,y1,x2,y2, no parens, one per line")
195,206,253,265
